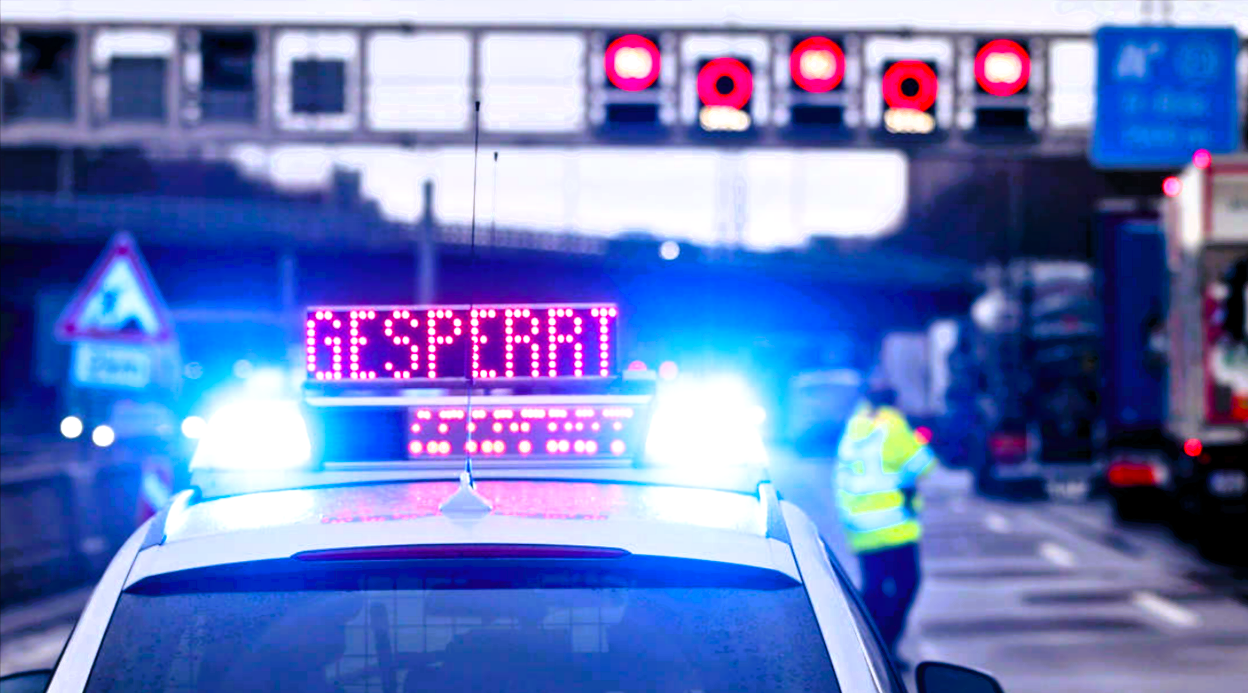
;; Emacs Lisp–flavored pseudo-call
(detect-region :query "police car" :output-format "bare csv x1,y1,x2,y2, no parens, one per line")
2,304,1006,693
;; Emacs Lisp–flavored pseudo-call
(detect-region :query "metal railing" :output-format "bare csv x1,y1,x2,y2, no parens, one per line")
0,443,152,608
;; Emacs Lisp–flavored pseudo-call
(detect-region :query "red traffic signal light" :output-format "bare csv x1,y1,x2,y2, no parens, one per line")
975,39,1030,97
790,37,845,93
697,57,753,109
605,34,661,91
882,60,938,112
697,57,754,132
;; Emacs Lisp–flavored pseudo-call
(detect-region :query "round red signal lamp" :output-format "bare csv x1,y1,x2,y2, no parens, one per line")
1193,149,1212,169
791,37,845,93
1162,176,1182,197
697,57,753,110
605,34,661,91
882,60,938,112
974,39,1031,97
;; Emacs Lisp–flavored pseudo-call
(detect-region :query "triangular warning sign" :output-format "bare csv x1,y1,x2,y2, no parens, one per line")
55,232,175,344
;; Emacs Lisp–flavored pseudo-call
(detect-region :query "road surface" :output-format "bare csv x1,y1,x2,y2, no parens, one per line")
3,455,1247,692
770,454,1248,693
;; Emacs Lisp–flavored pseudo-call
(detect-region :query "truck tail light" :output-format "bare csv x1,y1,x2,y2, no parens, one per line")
1107,460,1159,487
1183,438,1202,457
989,432,1027,463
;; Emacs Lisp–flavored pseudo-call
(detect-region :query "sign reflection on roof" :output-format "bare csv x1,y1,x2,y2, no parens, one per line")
165,481,766,540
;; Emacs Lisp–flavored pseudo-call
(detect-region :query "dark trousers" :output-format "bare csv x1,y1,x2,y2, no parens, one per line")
858,542,921,654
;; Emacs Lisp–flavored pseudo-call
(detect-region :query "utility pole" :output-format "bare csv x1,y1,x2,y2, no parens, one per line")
279,248,301,378
416,180,436,305
1015,161,1029,399
1008,158,1034,451
57,147,75,201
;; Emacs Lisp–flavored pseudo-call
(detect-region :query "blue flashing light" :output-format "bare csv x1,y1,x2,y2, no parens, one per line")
181,415,208,439
645,374,769,468
190,399,311,471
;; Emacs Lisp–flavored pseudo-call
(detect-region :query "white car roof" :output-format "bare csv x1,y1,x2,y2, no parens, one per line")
125,478,799,589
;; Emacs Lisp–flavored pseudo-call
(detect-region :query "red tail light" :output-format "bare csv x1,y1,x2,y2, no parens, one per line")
295,544,630,561
1183,438,1202,457
1107,460,1158,487
989,432,1027,461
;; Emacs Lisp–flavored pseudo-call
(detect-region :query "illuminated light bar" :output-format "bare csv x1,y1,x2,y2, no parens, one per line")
974,39,1030,97
306,304,618,383
791,37,845,93
884,108,936,135
406,402,647,462
605,34,661,91
699,106,752,132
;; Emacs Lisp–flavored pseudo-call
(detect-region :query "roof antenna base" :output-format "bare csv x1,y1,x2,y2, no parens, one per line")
439,470,493,516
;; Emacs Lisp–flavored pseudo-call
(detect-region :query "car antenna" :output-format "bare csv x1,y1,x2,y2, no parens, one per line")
489,151,499,247
441,100,492,516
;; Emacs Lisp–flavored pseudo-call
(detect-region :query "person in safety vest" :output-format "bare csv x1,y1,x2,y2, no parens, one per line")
835,367,937,670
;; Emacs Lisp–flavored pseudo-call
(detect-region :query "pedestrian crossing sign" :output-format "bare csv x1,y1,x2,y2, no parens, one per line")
54,232,175,344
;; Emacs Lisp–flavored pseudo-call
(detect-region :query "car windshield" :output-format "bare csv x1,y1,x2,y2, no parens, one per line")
84,560,839,693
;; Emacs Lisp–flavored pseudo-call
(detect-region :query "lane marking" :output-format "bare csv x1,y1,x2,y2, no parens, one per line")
1131,590,1202,629
984,512,1011,534
1036,505,1148,558
1039,541,1076,568
1020,506,1169,567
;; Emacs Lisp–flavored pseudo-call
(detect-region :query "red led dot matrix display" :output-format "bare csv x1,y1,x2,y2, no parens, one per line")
407,403,643,461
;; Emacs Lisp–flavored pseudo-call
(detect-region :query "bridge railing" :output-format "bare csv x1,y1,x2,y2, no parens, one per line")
0,443,156,608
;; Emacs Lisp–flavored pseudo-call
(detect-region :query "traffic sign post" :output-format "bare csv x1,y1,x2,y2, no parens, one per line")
55,231,175,345
71,341,153,390
56,232,177,402
1092,26,1240,170
54,233,185,541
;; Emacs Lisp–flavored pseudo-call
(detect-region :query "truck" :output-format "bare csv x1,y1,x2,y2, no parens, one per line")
962,260,1102,497
782,331,863,457
785,327,950,459
1159,156,1247,560
1094,200,1171,521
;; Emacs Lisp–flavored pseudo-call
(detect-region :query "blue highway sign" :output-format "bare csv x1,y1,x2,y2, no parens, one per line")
1092,26,1241,170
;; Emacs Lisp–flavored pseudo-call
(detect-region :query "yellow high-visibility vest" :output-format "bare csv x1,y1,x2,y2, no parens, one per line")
835,401,937,554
